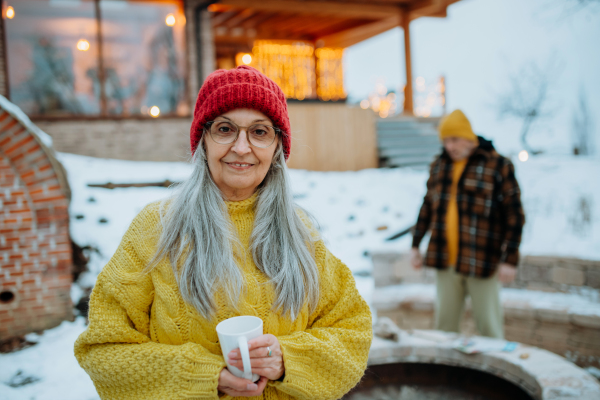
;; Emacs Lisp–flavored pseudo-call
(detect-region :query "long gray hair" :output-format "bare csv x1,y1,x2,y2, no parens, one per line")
146,135,320,321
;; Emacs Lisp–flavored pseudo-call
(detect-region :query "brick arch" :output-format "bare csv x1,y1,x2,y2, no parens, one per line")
0,107,73,341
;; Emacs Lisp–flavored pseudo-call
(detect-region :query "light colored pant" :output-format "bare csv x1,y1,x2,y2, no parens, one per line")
435,267,504,339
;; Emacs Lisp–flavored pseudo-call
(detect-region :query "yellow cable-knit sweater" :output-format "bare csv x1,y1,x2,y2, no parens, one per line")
74,194,372,400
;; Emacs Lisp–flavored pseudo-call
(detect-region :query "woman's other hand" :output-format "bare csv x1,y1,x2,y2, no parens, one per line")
228,334,285,381
218,368,268,397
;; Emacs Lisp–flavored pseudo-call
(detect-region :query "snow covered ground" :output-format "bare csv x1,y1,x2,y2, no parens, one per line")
62,153,600,286
1,152,599,399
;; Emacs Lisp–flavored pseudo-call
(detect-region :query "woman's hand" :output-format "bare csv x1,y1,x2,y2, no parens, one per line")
227,334,285,381
218,368,268,398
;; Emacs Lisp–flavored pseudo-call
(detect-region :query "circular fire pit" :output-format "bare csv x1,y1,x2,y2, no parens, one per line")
344,331,600,400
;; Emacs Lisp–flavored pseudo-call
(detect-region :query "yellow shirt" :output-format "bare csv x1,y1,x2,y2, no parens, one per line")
446,159,468,266
74,195,372,400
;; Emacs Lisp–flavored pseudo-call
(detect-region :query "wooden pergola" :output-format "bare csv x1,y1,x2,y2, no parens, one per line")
209,0,461,114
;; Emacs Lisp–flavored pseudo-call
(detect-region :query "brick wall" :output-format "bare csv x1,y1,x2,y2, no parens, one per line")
0,110,72,341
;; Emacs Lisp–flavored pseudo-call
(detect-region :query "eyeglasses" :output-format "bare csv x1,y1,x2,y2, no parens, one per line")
205,120,281,148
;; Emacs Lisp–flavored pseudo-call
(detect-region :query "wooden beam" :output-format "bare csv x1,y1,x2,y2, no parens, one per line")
409,0,453,20
261,14,327,34
401,8,414,115
330,0,412,3
212,10,239,27
289,16,341,36
317,15,401,48
255,14,302,36
223,9,256,28
240,11,278,29
218,0,400,19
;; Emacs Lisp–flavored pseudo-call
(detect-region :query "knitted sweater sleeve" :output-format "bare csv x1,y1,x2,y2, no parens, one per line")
270,244,373,400
74,205,226,400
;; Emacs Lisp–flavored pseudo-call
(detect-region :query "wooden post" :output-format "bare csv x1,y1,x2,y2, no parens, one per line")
95,0,107,116
401,8,413,116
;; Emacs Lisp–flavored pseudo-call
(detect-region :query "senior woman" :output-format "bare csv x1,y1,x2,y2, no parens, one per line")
74,66,372,400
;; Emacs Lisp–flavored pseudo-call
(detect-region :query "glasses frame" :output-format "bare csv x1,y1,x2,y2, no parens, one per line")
204,120,282,148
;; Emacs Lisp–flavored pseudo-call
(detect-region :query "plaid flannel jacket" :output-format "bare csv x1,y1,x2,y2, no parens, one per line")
412,137,525,278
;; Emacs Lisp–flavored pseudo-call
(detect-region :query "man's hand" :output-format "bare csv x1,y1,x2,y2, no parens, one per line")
410,247,423,270
498,263,517,284
218,368,268,398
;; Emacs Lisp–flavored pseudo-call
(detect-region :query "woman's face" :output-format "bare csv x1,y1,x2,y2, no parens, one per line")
204,108,279,201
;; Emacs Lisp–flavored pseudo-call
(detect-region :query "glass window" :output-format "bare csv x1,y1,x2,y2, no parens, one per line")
100,1,188,117
5,0,100,116
4,0,188,118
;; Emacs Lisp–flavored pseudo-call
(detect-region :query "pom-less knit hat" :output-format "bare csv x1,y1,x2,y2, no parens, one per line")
190,65,291,160
438,109,478,142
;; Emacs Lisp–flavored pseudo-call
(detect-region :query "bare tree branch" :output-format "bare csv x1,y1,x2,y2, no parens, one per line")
494,60,561,154
572,86,595,155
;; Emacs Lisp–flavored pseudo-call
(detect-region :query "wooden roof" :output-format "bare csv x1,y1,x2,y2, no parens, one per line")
210,0,461,48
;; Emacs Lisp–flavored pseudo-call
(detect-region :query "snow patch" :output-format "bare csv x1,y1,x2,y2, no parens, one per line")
0,95,53,147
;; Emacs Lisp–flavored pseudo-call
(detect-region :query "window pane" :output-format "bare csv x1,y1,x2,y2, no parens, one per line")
100,0,188,117
5,0,100,116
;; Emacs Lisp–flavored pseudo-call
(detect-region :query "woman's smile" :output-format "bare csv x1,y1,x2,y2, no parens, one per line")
224,161,255,170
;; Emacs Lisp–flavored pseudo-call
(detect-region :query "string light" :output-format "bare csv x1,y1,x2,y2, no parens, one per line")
232,41,345,101
150,106,160,117
360,76,446,118
235,53,253,65
165,14,176,26
77,39,90,51
249,40,316,100
316,47,345,101
360,79,398,118
6,6,14,19
518,150,529,162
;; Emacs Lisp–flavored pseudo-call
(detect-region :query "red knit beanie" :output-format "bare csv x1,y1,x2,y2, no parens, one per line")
190,65,291,160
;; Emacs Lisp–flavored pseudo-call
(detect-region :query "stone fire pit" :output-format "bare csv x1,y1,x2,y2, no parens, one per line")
347,328,600,400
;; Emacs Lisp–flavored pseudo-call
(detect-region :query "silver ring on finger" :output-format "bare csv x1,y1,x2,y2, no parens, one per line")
267,346,272,357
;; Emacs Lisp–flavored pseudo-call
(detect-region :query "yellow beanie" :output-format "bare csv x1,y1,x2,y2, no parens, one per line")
439,109,478,142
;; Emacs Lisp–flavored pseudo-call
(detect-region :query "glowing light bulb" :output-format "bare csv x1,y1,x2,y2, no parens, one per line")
150,106,160,117
241,53,252,65
165,14,176,26
518,150,529,162
77,39,90,51
6,6,14,19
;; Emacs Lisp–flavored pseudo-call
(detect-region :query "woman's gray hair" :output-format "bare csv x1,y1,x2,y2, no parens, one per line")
146,135,320,321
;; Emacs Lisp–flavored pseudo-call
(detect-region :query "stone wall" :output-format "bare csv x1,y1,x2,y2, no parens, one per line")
371,251,600,291
516,256,600,291
371,251,600,369
34,118,193,162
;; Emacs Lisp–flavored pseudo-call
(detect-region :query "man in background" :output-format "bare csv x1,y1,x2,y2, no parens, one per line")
410,109,525,338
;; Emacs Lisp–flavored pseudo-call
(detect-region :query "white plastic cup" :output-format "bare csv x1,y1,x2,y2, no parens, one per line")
216,316,263,382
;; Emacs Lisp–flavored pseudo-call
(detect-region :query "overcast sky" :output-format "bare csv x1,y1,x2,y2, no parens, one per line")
344,0,600,156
